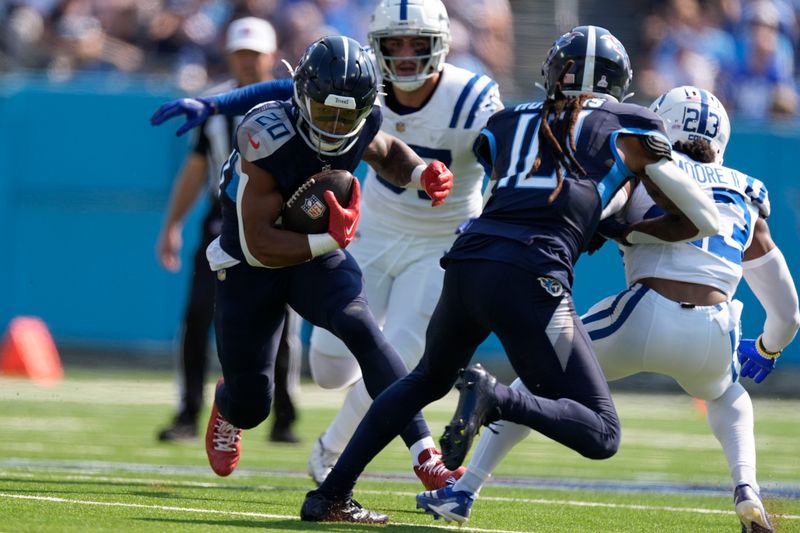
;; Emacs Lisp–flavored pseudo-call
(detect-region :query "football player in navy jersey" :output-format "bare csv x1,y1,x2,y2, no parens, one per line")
152,0,502,491
180,35,460,504
296,26,720,524
433,87,798,531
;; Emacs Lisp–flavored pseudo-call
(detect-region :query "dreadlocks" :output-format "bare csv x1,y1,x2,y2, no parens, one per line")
526,60,589,203
673,139,716,164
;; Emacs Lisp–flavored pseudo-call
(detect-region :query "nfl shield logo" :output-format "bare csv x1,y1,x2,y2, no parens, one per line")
302,194,327,219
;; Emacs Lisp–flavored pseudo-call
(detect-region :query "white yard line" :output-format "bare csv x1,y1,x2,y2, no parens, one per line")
358,489,800,520
1,472,798,522
0,492,522,533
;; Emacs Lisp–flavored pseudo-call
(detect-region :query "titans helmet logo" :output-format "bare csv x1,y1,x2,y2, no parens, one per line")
554,30,584,49
543,30,585,74
600,34,630,69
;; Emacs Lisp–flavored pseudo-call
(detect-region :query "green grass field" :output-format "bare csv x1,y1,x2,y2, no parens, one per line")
1,369,799,532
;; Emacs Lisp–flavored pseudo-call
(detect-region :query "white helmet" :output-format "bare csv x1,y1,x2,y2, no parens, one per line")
368,0,451,92
649,86,730,164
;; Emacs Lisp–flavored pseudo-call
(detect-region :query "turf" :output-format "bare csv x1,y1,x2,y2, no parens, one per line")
1,369,798,532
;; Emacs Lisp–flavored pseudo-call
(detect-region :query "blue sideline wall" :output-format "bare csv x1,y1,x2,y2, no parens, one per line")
0,80,798,365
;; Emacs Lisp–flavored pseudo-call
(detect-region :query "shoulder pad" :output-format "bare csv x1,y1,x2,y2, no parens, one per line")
236,103,296,162
447,71,503,130
614,103,668,135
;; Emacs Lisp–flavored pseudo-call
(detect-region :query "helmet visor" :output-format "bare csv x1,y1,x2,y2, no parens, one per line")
307,98,369,142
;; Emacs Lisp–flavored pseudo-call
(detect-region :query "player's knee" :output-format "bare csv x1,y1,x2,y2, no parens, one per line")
225,376,272,429
587,437,619,460
583,421,620,460
309,348,360,389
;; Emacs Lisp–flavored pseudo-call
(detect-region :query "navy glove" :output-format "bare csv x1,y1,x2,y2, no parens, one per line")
737,337,779,384
587,217,631,255
150,97,216,136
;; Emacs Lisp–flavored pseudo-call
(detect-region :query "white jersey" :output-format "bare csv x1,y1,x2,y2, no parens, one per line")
619,152,770,297
361,63,503,236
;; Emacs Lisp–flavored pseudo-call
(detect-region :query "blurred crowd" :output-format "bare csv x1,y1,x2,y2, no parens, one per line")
2,0,798,121
637,0,800,121
0,0,514,94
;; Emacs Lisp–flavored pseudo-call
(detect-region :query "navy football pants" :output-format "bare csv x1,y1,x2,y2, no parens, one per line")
322,259,620,496
213,249,429,445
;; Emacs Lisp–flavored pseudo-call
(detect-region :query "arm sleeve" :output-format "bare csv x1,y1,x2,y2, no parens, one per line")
743,246,800,353
626,158,719,243
212,79,294,116
600,185,629,220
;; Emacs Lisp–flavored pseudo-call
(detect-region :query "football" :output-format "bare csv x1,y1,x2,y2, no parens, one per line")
281,169,355,234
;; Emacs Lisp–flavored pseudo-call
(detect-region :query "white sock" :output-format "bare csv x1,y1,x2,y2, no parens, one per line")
454,378,533,495
320,379,372,453
706,382,759,492
410,436,437,466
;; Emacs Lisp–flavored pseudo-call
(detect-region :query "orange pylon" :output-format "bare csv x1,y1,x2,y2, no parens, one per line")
0,316,63,385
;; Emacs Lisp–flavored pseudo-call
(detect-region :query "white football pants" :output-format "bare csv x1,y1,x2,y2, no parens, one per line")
308,223,454,452
454,284,760,495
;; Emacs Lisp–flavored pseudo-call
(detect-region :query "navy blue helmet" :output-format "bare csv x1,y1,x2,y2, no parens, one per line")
541,25,632,101
293,36,378,155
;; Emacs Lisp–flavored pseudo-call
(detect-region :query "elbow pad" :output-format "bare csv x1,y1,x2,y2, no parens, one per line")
641,158,719,239
743,247,800,352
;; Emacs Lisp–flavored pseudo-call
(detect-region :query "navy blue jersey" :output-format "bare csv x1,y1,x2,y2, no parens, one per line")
444,98,669,289
217,101,383,261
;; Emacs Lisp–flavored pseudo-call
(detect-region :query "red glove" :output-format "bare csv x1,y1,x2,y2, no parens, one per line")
420,160,454,207
324,178,361,248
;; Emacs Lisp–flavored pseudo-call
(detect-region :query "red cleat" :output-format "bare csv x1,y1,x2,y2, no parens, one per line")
413,448,465,490
205,378,242,477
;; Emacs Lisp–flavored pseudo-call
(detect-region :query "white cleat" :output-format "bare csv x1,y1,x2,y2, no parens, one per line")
307,433,341,486
734,484,774,533
416,485,474,524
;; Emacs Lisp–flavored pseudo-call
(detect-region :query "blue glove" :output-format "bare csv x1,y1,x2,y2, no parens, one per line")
149,97,216,136
737,337,779,384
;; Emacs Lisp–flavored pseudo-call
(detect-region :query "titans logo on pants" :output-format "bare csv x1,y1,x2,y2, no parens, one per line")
538,277,564,297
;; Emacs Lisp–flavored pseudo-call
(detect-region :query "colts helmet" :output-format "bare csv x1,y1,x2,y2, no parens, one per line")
649,86,730,164
368,0,451,92
293,36,378,156
541,25,632,102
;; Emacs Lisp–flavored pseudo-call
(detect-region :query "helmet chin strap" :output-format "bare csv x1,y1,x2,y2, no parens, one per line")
311,130,346,152
562,89,619,103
